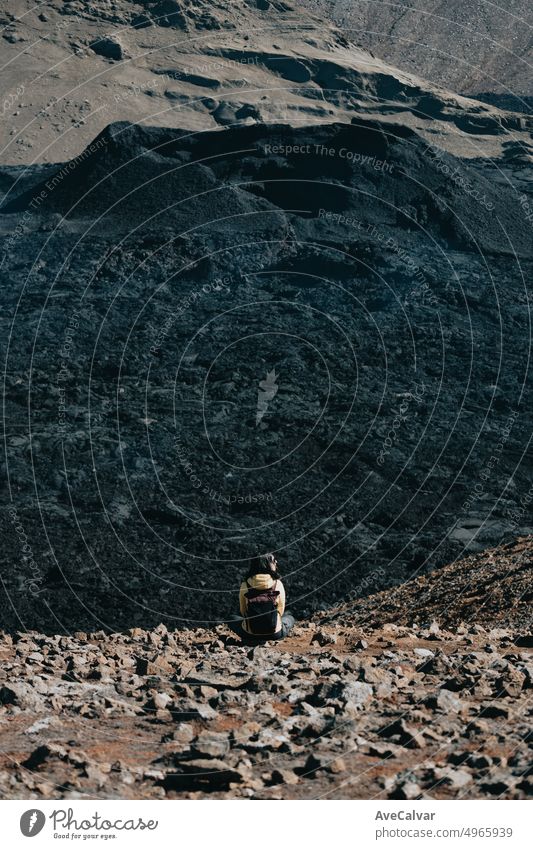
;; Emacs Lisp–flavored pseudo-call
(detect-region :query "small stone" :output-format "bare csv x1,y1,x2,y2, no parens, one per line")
137,655,174,676
0,682,47,712
90,37,124,61
366,742,399,759
495,668,525,698
172,723,195,744
465,719,489,737
379,718,426,749
342,680,373,713
360,662,389,685
26,651,45,663
84,763,108,787
270,768,299,785
520,665,533,688
399,781,423,799
422,726,445,743
24,716,61,735
328,757,347,774
128,628,146,639
426,689,463,713
300,716,330,738
198,685,218,700
311,629,338,647
195,703,217,720
296,753,324,777
184,671,251,690
193,731,229,758
152,691,173,710
434,767,472,789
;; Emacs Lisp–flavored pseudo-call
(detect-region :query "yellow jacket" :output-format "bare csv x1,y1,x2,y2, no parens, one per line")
239,573,285,635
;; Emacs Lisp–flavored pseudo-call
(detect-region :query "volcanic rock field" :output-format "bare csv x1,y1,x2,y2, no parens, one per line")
1,111,532,633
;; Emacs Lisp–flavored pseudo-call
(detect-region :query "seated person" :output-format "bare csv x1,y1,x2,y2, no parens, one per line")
229,553,295,642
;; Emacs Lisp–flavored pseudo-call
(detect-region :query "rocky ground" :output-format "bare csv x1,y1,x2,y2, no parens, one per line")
302,0,533,112
327,536,533,632
0,538,531,800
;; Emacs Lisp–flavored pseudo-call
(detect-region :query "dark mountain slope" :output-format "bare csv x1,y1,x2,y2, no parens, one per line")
1,120,531,634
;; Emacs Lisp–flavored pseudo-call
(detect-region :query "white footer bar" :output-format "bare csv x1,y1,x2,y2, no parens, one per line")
1,799,530,848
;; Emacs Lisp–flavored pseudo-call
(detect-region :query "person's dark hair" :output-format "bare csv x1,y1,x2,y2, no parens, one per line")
246,553,280,580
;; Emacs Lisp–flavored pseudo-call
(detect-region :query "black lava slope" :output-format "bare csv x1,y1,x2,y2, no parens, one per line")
1,119,532,633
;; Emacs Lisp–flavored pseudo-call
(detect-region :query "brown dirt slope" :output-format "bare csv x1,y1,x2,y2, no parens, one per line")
1,0,531,165
320,536,533,631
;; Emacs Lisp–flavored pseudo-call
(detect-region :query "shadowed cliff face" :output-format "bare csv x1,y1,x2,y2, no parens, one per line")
1,118,531,634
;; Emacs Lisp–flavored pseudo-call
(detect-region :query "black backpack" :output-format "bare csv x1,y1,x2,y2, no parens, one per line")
245,578,279,634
